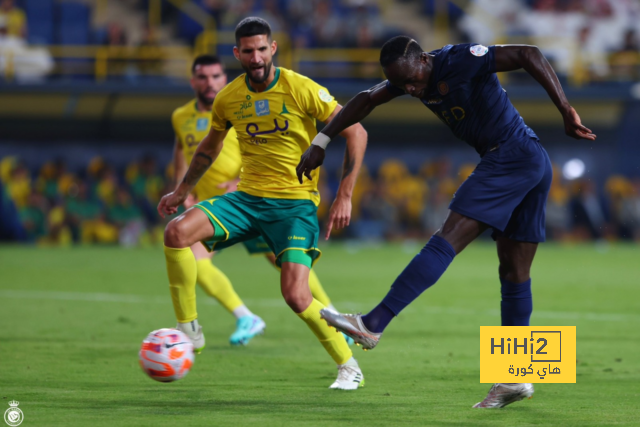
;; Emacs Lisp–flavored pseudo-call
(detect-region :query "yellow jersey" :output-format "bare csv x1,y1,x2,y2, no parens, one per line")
0,8,26,37
172,99,242,199
211,67,338,206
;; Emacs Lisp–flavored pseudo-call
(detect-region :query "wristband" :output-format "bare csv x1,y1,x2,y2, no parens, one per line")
311,132,331,149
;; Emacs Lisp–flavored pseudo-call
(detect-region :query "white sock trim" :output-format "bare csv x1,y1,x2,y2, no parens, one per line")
232,305,252,319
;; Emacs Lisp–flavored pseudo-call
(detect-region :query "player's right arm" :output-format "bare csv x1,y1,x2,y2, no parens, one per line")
158,127,227,218
296,81,402,182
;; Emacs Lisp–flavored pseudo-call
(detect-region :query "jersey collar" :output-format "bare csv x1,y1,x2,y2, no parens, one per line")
245,67,280,93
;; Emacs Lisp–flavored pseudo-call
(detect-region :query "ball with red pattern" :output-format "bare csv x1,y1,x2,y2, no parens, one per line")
139,328,195,382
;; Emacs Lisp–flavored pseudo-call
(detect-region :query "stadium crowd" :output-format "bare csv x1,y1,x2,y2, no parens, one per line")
459,0,640,81
1,0,639,82
2,155,639,246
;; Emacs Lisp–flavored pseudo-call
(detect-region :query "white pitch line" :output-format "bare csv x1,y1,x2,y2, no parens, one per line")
0,289,637,323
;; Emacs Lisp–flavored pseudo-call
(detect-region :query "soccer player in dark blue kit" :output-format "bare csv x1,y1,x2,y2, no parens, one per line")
296,36,596,408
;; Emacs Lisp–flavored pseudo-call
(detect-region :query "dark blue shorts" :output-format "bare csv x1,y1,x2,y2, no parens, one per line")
449,138,552,243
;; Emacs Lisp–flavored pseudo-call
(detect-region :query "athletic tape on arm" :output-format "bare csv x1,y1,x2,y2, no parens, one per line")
311,132,331,149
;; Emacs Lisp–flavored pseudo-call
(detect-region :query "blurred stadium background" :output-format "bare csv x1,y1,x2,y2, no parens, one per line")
1,0,640,247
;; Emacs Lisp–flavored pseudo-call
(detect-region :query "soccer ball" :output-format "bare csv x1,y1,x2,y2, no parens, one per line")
139,328,195,382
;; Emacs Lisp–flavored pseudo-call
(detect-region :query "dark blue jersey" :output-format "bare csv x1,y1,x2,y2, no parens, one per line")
386,43,539,156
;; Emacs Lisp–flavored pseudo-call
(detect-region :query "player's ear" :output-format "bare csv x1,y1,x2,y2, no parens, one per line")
271,39,277,56
233,46,240,61
420,52,428,63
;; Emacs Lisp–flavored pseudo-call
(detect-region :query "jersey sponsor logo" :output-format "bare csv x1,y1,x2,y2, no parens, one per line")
246,118,289,138
288,235,306,241
470,44,489,57
196,118,209,131
318,88,333,103
255,100,270,116
185,133,198,147
437,81,449,95
234,101,253,119
440,106,466,125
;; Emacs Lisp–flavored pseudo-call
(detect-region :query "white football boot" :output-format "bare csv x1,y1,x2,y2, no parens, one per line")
320,309,381,350
473,383,534,408
176,320,205,354
329,358,365,390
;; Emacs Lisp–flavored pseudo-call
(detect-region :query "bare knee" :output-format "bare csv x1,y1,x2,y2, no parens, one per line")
164,218,193,248
282,289,310,313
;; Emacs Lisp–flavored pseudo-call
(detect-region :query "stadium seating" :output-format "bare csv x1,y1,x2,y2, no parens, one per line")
24,0,54,45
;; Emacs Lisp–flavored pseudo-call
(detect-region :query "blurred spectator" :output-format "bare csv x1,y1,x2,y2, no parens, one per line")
106,23,128,47
256,0,287,33
19,190,48,242
127,156,165,225
66,182,117,244
570,180,609,240
346,5,384,48
6,161,31,209
545,165,571,240
221,0,255,30
108,187,145,246
312,1,345,47
609,29,640,81
359,180,400,240
137,25,164,78
0,0,26,39
0,14,53,82
104,22,133,80
618,179,640,241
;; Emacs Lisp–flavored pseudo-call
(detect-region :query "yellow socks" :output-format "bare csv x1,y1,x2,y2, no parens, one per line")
297,298,352,365
164,246,198,323
195,258,244,313
308,269,332,307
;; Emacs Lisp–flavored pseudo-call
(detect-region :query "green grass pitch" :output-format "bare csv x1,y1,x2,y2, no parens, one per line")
1,242,638,426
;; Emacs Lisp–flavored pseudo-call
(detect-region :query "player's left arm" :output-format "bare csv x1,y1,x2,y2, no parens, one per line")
493,45,596,141
323,105,368,240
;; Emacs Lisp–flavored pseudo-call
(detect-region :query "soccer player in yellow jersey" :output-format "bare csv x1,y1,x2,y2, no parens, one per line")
171,54,266,346
172,54,346,347
159,18,368,390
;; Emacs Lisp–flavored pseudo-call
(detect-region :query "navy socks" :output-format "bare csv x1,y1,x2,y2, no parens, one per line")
500,278,532,326
362,235,456,333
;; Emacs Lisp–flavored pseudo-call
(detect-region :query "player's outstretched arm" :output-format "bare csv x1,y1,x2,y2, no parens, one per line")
296,81,401,183
157,128,227,218
494,45,596,141
323,105,368,239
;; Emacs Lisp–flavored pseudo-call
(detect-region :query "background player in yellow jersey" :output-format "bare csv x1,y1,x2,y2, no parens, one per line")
159,18,368,390
172,54,347,348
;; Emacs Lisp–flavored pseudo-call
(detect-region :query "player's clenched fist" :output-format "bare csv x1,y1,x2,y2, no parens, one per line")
158,189,189,218
296,145,325,183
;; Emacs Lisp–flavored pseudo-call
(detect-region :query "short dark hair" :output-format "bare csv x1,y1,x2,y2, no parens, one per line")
380,36,423,68
191,54,222,74
235,17,271,46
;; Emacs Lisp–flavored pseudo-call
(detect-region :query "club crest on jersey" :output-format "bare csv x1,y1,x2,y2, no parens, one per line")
437,81,449,95
255,100,270,116
196,118,209,131
470,44,489,57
